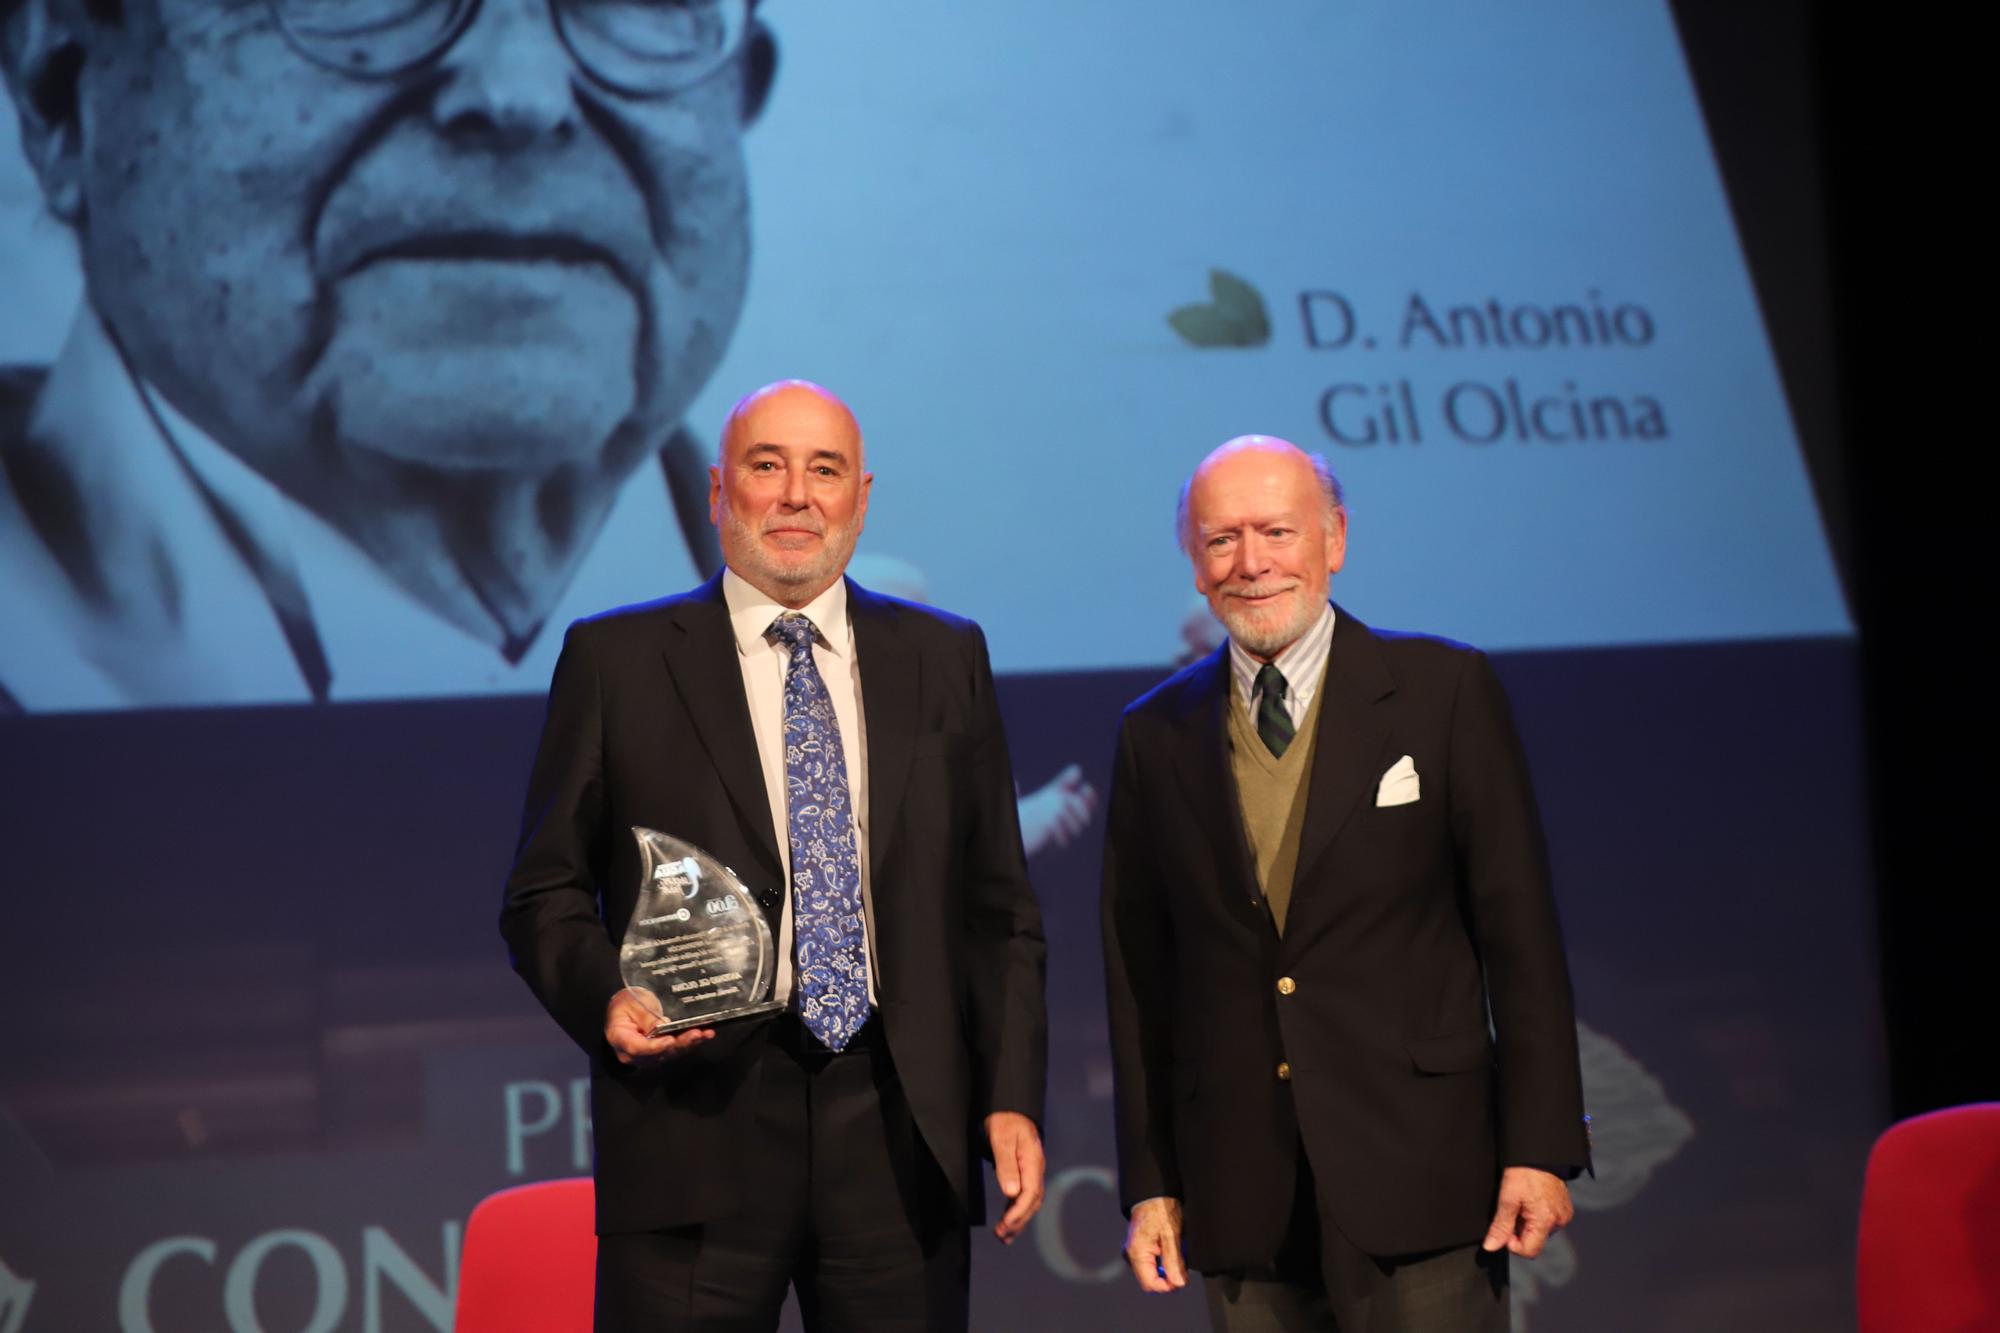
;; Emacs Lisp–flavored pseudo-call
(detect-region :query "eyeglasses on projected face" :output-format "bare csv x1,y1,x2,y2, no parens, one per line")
270,0,751,97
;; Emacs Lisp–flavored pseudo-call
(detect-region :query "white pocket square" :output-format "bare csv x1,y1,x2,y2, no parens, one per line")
1376,754,1420,807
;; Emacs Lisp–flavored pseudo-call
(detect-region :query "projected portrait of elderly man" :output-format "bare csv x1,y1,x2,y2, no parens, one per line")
0,0,773,710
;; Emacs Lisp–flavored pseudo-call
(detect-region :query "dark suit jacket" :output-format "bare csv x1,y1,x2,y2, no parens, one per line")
501,574,1047,1234
1101,607,1588,1269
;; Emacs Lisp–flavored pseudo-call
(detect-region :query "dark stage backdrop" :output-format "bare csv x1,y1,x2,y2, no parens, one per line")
0,645,1876,1331
0,0,1873,1328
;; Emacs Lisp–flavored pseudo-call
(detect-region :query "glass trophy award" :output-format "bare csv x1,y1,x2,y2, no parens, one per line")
619,828,784,1036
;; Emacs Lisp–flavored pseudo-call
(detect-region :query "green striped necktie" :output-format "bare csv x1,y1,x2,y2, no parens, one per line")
1254,664,1294,757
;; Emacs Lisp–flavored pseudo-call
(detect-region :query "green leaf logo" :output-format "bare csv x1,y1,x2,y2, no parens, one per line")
1168,269,1271,348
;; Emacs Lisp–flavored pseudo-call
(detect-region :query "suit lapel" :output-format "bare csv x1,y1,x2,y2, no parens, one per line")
1291,609,1397,895
659,575,784,876
1167,650,1265,918
848,580,918,876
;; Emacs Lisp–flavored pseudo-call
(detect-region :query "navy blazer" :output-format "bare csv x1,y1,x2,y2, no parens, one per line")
1101,607,1588,1267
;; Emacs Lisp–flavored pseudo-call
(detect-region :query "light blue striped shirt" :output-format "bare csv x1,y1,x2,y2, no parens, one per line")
1227,601,1336,729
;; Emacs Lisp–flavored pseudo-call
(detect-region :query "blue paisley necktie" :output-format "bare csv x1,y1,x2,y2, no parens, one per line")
770,613,871,1051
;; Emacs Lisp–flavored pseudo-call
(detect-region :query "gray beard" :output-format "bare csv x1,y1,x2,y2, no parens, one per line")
723,511,855,602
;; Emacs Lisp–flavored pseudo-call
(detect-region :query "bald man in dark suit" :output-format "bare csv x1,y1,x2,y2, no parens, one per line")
504,381,1047,1331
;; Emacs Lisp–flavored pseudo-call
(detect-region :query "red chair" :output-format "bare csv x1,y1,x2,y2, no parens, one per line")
455,1177,597,1332
1857,1103,2000,1333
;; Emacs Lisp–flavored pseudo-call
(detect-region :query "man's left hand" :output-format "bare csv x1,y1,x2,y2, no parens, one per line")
985,1111,1046,1244
1481,1166,1573,1258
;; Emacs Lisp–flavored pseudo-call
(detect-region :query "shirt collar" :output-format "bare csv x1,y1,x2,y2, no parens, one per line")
722,567,852,658
1228,600,1337,706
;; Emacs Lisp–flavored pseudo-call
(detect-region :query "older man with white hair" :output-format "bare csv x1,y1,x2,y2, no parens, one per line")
1100,435,1590,1332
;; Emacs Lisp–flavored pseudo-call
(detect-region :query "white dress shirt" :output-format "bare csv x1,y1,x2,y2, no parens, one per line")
721,568,880,1004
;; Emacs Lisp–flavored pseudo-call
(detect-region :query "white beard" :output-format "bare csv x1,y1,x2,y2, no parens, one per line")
1216,585,1323,658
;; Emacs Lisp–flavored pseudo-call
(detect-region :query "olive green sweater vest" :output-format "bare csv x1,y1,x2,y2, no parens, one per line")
1225,669,1326,934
